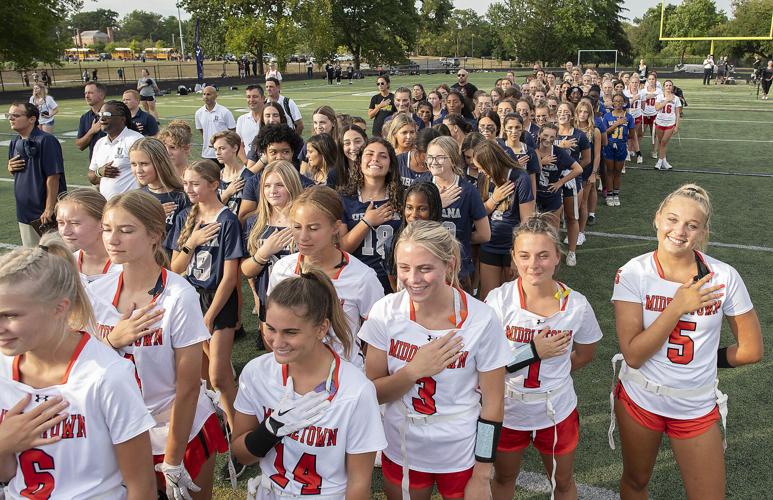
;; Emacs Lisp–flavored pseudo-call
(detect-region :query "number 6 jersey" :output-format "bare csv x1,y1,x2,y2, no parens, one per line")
612,251,753,418
0,333,155,499
357,289,511,473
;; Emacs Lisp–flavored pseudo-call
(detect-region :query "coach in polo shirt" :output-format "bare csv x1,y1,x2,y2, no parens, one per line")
195,86,236,159
122,89,159,137
7,102,66,246
74,81,107,160
87,101,143,199
237,84,264,165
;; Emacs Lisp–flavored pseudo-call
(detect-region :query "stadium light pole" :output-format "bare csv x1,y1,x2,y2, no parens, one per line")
177,3,186,58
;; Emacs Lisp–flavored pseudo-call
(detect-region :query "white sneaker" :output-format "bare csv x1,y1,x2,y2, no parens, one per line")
606,196,615,206
636,154,644,164
654,159,665,170
622,165,626,174
566,251,577,267
563,236,569,244
577,232,586,245
651,150,658,159
663,159,673,170
614,195,621,206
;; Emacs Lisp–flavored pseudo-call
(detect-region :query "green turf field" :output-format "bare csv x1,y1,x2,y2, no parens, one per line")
1,74,771,499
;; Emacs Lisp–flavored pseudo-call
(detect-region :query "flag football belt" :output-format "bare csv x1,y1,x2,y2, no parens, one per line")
397,402,480,500
506,379,573,500
607,353,728,450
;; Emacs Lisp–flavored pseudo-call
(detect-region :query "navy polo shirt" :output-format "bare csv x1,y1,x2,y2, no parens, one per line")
77,109,107,159
131,109,159,137
9,128,67,223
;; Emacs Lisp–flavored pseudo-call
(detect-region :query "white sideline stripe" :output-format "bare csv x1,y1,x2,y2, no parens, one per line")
677,137,773,143
0,178,89,188
517,471,617,499
622,165,773,178
0,243,19,250
681,118,773,124
586,231,773,253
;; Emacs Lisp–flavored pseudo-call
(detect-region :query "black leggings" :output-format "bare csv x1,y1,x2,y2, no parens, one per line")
703,69,713,85
762,78,772,95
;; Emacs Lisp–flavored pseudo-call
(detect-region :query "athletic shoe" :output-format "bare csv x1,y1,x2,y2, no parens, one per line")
663,159,673,170
654,159,665,170
577,232,586,245
613,195,621,206
637,155,644,164
622,165,626,174
606,196,615,206
651,150,658,159
563,236,569,244
566,251,577,267
587,214,596,225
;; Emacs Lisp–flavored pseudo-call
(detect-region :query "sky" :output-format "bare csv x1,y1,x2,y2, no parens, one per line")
87,0,736,23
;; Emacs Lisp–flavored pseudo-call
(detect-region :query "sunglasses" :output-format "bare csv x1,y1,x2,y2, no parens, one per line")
457,74,466,77
98,111,114,118
377,82,387,86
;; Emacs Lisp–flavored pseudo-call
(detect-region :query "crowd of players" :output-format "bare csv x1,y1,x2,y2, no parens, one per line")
0,63,764,500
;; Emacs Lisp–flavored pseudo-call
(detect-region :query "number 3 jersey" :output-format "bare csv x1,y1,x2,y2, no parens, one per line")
486,279,603,430
357,290,511,473
234,351,386,497
0,333,155,499
612,251,753,418
87,269,214,454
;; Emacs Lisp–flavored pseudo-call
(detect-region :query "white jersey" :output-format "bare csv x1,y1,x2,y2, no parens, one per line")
0,333,154,499
641,87,662,117
268,252,383,368
234,350,386,498
486,279,603,430
88,127,143,200
357,289,511,473
624,89,644,119
654,94,681,127
74,250,122,285
612,251,753,418
87,269,214,454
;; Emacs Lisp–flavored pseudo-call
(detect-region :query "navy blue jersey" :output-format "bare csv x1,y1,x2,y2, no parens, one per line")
131,109,159,137
243,170,314,207
141,187,189,251
482,168,534,255
496,140,540,177
435,176,487,278
602,112,635,144
341,194,402,281
397,152,431,187
555,128,590,165
170,206,244,291
527,122,540,144
243,221,292,318
219,167,254,216
537,146,575,196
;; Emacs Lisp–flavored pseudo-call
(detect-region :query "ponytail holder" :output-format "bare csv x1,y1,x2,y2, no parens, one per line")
38,244,49,252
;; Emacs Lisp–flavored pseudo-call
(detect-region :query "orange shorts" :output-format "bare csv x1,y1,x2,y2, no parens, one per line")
381,453,473,498
615,382,719,439
152,414,228,487
497,409,579,455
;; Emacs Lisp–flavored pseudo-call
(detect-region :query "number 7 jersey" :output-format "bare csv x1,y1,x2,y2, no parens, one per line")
612,251,753,418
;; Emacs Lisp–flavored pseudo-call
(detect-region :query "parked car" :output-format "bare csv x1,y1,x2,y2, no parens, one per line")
440,57,460,68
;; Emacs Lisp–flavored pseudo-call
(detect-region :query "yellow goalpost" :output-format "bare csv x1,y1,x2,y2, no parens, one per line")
658,0,773,54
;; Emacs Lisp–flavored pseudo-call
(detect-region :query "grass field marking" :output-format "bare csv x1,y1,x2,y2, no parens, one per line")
517,471,618,499
621,165,773,178
585,231,773,253
680,118,773,124
0,178,90,188
683,106,773,112
677,137,773,143
0,243,18,250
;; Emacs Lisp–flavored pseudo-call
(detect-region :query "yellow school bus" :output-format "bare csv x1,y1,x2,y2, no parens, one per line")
111,48,135,60
64,48,98,61
143,48,180,61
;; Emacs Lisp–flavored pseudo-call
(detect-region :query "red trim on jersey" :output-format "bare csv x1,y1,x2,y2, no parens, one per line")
293,252,349,280
111,268,168,308
653,251,711,280
408,287,469,329
281,344,341,402
516,278,570,311
12,333,90,384
77,250,112,275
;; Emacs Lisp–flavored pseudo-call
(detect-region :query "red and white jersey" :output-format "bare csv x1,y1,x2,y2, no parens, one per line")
87,269,214,454
268,252,384,368
654,94,681,127
0,333,154,499
357,289,510,473
234,349,386,497
486,279,603,430
612,251,753,418
641,87,663,117
624,89,644,119
74,250,122,285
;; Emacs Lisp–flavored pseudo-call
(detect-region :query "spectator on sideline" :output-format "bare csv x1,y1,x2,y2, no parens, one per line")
702,54,715,85
194,86,236,160
122,90,159,137
368,74,395,137
306,60,314,79
29,83,58,133
87,101,143,199
75,81,107,160
237,84,265,164
451,68,479,100
265,77,304,134
137,68,160,118
265,61,282,82
762,60,773,100
7,102,66,247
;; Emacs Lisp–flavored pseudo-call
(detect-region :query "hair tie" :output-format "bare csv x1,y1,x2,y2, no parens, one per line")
38,244,49,252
